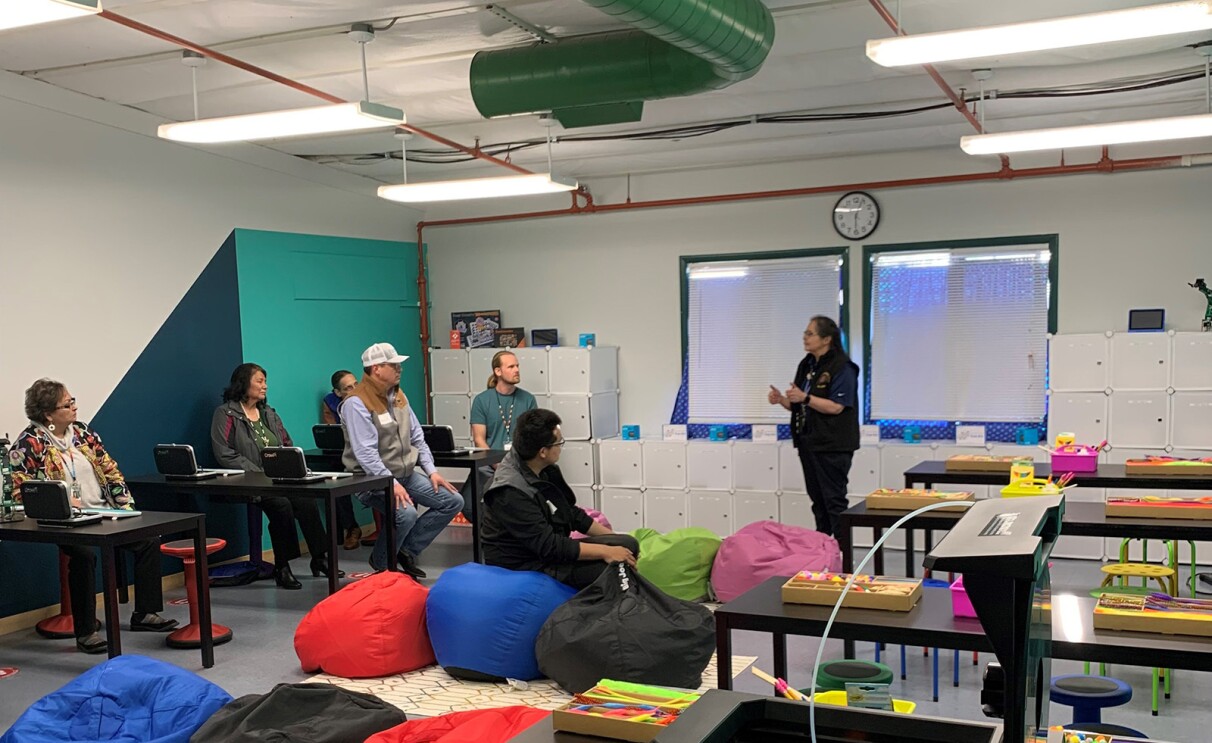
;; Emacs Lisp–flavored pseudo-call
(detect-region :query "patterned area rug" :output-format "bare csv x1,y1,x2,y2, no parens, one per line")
306,654,757,717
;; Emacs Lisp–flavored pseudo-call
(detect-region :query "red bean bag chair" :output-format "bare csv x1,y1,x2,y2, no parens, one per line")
295,571,435,678
366,707,549,743
711,520,843,602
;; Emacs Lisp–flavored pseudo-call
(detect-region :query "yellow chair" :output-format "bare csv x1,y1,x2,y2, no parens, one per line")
1099,563,1176,597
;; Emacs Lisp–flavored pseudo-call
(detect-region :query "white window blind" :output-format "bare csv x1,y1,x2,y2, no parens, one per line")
687,255,843,424
869,246,1050,422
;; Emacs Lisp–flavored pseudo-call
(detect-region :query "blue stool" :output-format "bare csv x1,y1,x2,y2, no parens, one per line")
1064,722,1148,738
1051,675,1133,725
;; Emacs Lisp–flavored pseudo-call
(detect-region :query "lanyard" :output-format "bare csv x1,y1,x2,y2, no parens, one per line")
496,391,516,442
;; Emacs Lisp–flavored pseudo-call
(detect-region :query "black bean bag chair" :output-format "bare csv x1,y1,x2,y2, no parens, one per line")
189,683,406,742
535,562,714,694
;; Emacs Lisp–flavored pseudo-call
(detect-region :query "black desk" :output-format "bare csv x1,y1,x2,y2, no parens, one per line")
127,473,395,593
304,448,506,563
0,512,215,667
905,461,1212,492
714,578,1212,692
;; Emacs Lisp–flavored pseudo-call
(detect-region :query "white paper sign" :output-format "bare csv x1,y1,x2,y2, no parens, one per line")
662,424,688,442
956,425,987,447
860,425,881,446
752,425,778,443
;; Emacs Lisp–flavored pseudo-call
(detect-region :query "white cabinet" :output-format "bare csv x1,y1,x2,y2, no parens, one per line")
642,441,686,490
1048,392,1109,445
732,443,779,492
549,392,619,441
599,488,644,534
511,347,550,395
880,445,934,489
779,492,815,529
560,441,597,487
644,490,687,533
598,439,642,488
688,490,732,536
570,486,596,512
1110,333,1170,391
732,492,778,531
1048,333,1109,392
848,446,882,497
687,441,733,491
1109,392,1169,449
1170,392,1212,450
1172,332,1212,390
429,349,470,394
779,443,805,493
468,347,498,389
430,394,471,437
548,347,619,394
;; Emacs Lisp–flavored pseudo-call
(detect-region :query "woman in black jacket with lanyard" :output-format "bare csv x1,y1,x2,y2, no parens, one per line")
768,316,860,537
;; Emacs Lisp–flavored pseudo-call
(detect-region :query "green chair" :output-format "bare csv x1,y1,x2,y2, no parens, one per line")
807,659,894,693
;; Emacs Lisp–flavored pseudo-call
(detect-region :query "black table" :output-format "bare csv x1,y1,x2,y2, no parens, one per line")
304,448,506,563
714,578,1212,692
904,461,1212,492
127,473,394,593
0,512,215,667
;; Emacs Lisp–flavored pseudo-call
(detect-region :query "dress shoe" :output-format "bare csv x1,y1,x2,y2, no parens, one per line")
343,526,362,551
310,556,345,579
273,563,302,590
76,632,108,654
396,551,427,580
130,612,179,632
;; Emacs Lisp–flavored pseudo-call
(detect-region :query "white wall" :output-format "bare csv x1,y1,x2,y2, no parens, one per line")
0,71,420,433
426,146,1212,434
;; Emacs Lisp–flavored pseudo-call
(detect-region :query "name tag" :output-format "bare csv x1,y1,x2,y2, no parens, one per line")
504,442,512,451
548,500,557,514
377,412,393,426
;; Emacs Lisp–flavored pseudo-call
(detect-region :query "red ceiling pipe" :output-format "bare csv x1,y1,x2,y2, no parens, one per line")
99,9,532,176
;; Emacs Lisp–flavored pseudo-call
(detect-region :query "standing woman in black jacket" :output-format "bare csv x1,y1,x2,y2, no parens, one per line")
210,363,341,589
768,316,860,537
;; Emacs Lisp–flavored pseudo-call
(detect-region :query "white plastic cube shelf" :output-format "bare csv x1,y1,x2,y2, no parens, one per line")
732,492,778,532
642,441,686,490
779,443,805,493
1047,393,1108,446
511,347,550,395
1048,334,1109,392
1172,333,1212,391
468,348,498,389
687,441,733,491
549,392,619,441
570,485,596,512
778,492,815,529
429,349,470,394
1109,392,1169,449
430,394,470,437
548,347,619,395
688,490,732,536
1110,333,1170,391
880,445,934,490
598,439,642,488
599,488,644,534
644,490,687,533
1170,392,1212,450
848,446,881,497
560,441,596,487
732,442,779,492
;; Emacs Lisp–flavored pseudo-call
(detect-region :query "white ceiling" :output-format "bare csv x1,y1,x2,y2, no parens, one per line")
2,0,1210,184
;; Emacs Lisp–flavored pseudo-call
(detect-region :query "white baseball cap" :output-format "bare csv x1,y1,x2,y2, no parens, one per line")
362,342,408,367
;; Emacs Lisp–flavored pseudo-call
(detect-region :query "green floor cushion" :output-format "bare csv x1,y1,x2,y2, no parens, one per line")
632,527,722,601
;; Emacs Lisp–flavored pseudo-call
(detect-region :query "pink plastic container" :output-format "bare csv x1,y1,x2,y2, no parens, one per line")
950,576,977,618
1051,446,1099,473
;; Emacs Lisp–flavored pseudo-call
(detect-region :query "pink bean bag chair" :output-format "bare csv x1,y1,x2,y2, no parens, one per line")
570,507,612,539
710,521,843,602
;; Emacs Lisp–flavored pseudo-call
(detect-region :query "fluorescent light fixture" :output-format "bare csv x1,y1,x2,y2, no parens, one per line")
961,113,1212,155
157,101,405,143
866,1,1212,67
377,173,577,203
688,268,749,280
0,0,100,31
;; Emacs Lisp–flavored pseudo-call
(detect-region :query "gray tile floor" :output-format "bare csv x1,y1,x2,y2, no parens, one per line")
0,529,1206,741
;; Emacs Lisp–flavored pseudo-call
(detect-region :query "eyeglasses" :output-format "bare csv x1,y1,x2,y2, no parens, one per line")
803,331,819,338
56,398,77,410
547,438,566,449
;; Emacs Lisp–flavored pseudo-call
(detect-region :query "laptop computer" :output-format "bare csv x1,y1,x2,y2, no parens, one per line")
422,425,470,455
312,424,346,454
260,446,352,484
154,444,243,481
22,481,103,527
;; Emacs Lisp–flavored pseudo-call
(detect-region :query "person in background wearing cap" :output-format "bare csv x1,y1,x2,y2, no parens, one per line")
340,342,462,579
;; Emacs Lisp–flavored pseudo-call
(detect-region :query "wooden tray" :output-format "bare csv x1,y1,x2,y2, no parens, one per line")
1105,497,1212,521
1092,593,1212,638
782,572,922,612
866,489,975,512
944,455,1030,473
1125,457,1212,478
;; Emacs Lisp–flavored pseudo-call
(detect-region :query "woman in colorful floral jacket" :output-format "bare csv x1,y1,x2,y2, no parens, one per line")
10,378,178,654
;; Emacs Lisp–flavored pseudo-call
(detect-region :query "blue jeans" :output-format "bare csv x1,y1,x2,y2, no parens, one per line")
358,469,464,571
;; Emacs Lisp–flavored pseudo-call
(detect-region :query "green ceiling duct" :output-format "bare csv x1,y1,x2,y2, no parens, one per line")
469,0,775,128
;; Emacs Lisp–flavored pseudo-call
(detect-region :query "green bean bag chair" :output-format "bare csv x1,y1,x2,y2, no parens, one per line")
631,527,722,601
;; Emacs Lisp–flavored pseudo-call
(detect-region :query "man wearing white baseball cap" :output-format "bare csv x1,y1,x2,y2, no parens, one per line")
340,342,462,579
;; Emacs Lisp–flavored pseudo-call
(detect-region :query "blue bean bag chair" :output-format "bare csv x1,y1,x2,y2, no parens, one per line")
427,563,576,682
1,655,231,743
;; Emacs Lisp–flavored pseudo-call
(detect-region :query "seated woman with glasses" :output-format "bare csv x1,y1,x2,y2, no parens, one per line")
211,363,342,590
9,379,179,654
479,408,639,589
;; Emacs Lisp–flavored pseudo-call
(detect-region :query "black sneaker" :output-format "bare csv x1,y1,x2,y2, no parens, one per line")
130,613,179,632
396,551,427,580
76,632,108,654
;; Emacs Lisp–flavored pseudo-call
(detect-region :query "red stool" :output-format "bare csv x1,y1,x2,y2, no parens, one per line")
160,538,233,649
36,553,80,639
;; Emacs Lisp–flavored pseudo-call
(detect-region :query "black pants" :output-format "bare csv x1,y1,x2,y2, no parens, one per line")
260,495,328,565
797,447,854,537
335,495,357,532
61,540,162,639
543,534,641,590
